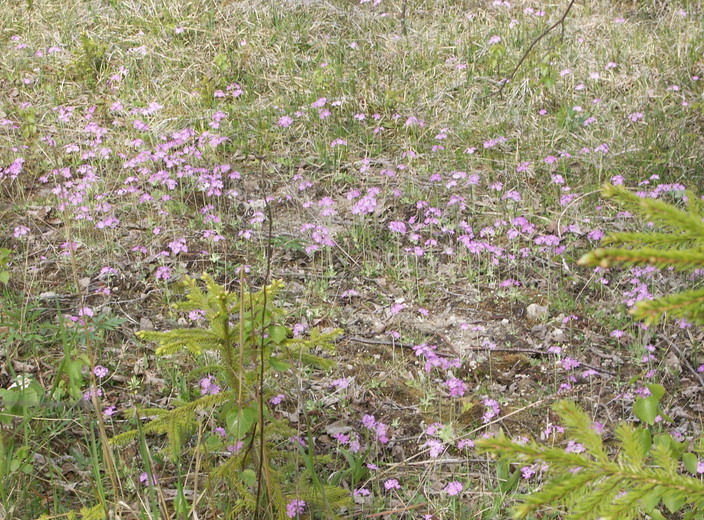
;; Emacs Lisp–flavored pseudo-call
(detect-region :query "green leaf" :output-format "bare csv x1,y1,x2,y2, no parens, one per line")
438,424,455,444
649,509,668,520
663,491,686,513
500,467,521,493
226,404,257,439
268,357,291,372
682,452,699,474
647,383,666,401
634,396,659,424
635,427,652,454
641,486,663,512
204,434,223,451
0,389,18,408
267,325,289,345
0,272,9,285
240,468,257,487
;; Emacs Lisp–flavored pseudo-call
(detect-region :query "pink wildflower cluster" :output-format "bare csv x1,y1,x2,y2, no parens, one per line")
362,414,390,444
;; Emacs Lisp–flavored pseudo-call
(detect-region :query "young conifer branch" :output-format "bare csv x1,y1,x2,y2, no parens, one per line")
579,183,704,325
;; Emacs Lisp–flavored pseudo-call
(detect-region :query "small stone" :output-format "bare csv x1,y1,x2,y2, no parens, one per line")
526,303,549,321
551,328,566,342
530,324,548,339
139,317,155,330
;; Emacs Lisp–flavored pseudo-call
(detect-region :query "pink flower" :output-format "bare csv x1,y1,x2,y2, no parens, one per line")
269,394,285,405
482,398,500,423
286,500,305,518
444,481,463,496
457,439,474,449
445,377,467,397
94,365,109,378
389,221,406,234
199,375,221,395
384,479,400,491
423,439,444,457
139,472,157,486
13,226,29,238
521,466,535,479
78,307,94,318
155,266,172,280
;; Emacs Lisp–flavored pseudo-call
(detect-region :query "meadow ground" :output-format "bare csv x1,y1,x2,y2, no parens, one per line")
0,0,703,518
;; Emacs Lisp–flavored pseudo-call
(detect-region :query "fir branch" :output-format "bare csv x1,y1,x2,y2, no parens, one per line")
631,287,704,325
476,401,704,519
579,247,704,271
553,400,607,463
603,231,704,249
602,184,704,236
137,328,222,356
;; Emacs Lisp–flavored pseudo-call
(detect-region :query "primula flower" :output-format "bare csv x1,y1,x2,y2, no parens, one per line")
269,394,285,405
482,398,500,423
457,439,474,449
286,500,305,518
521,466,535,479
94,365,109,378
565,440,586,453
444,377,467,397
139,472,157,486
278,116,293,127
155,266,172,280
78,307,94,317
199,375,221,395
444,481,463,496
423,439,444,457
384,479,400,490
13,226,29,238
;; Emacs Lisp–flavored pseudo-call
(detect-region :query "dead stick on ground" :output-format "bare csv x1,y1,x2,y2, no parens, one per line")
496,0,577,97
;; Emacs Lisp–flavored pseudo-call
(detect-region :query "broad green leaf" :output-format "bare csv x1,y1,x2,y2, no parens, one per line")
649,509,667,520
267,325,289,345
635,427,652,454
0,389,17,408
240,469,257,487
226,404,257,439
663,491,686,513
204,434,223,451
497,459,507,480
647,383,666,401
682,452,699,474
500,467,521,493
634,396,658,424
641,486,662,512
0,272,9,284
268,356,291,372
